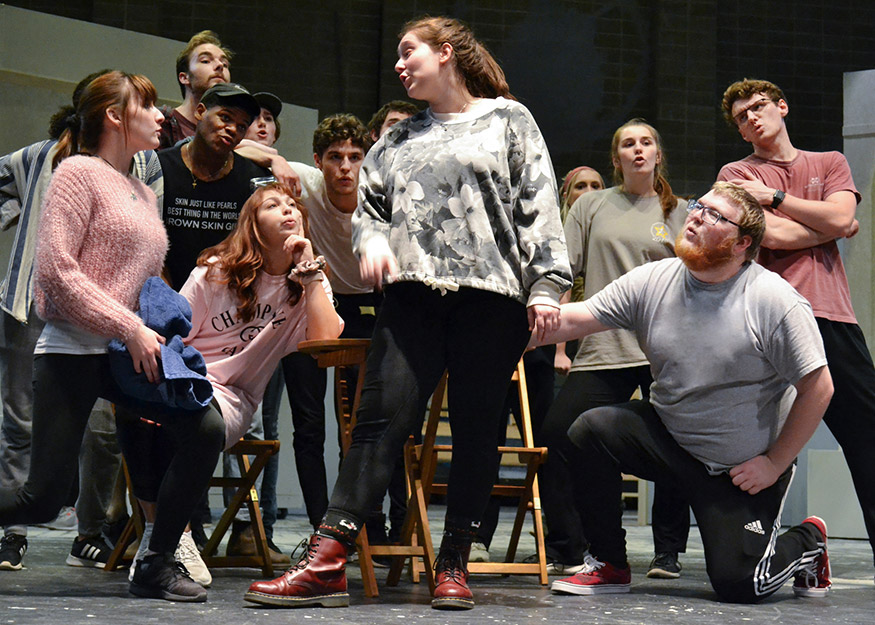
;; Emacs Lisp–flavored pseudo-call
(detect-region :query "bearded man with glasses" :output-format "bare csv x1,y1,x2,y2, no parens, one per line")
537,181,833,603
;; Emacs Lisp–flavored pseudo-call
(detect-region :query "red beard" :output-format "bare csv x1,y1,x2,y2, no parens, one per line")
674,230,736,273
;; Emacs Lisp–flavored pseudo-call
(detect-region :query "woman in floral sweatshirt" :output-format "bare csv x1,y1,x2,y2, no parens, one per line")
246,16,571,612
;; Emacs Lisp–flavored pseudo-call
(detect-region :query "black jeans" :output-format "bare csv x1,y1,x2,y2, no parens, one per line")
568,400,822,603
323,283,530,540
0,353,224,556
816,318,875,563
539,366,690,563
261,352,329,530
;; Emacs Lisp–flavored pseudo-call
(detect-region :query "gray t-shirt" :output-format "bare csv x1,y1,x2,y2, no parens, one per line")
584,258,827,472
565,188,686,370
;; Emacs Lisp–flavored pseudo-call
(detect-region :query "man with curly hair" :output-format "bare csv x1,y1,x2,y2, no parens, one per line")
718,78,875,573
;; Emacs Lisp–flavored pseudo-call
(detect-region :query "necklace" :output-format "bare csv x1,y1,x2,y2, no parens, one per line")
93,154,138,202
183,143,232,188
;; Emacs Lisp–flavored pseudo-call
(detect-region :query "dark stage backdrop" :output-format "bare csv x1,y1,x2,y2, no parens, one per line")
8,0,875,197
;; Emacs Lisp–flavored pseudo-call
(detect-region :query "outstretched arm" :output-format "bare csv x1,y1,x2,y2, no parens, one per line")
528,301,612,349
729,365,833,495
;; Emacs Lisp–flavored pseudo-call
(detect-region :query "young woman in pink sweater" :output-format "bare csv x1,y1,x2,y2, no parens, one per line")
0,71,225,602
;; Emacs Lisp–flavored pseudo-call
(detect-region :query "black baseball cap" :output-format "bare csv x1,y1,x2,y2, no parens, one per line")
200,83,260,121
253,92,282,118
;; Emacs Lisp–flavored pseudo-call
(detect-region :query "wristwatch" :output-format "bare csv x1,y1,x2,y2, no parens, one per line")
771,189,785,209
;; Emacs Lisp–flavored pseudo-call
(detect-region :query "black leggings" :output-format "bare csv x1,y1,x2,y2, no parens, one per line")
0,353,224,555
323,283,530,541
539,367,690,562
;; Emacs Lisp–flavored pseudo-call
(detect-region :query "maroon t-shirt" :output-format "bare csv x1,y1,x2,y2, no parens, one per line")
158,106,197,150
718,150,861,323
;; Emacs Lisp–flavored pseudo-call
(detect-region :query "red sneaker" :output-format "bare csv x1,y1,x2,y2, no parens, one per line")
244,533,349,608
793,516,831,598
551,554,631,595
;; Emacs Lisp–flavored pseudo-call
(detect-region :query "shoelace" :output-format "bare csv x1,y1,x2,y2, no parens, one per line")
580,553,606,574
434,550,466,583
176,536,200,565
173,559,195,581
795,559,820,587
287,538,317,572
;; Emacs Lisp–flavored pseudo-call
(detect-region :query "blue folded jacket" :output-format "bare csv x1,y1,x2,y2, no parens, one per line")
108,277,213,410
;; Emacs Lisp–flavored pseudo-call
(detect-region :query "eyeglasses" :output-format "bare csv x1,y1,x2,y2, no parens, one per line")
687,199,741,228
733,97,773,126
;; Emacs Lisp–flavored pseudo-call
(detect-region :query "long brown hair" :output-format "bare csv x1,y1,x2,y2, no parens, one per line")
197,182,309,323
610,118,677,219
52,70,158,170
401,16,513,100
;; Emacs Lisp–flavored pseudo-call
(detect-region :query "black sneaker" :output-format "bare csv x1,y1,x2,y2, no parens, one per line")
0,534,27,571
130,553,207,602
647,552,682,579
66,535,115,568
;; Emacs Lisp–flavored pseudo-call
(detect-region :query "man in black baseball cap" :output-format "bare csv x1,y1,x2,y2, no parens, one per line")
149,82,270,289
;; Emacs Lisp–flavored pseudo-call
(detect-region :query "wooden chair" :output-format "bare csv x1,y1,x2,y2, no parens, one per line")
200,438,281,577
103,461,145,572
297,338,370,455
358,359,550,596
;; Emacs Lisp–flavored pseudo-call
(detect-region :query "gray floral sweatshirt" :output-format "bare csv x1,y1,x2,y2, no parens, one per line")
353,97,572,307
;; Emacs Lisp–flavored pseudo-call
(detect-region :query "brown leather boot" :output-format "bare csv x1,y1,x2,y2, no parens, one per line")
431,541,474,610
244,533,349,608
227,521,291,565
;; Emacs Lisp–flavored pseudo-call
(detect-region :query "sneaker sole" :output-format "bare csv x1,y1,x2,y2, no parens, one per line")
244,590,349,608
0,561,23,571
431,596,475,610
646,567,681,579
130,582,207,603
551,580,631,595
66,554,112,569
793,586,830,598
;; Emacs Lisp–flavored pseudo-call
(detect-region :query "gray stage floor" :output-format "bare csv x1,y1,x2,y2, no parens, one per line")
3,508,874,625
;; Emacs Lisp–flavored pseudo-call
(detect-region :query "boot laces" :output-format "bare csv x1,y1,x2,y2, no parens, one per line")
286,537,316,572
434,549,466,582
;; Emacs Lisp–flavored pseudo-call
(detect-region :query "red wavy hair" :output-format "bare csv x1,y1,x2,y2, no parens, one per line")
197,182,309,323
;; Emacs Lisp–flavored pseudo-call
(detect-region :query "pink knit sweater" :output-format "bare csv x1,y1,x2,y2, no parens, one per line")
35,155,168,342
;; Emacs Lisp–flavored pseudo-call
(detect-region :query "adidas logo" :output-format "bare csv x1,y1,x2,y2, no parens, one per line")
744,520,765,535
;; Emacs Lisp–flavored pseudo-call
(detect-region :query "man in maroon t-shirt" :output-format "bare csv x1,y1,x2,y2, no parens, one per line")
718,78,875,572
158,30,231,149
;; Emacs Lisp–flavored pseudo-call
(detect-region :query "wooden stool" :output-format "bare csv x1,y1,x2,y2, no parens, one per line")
369,360,550,595
200,438,281,577
103,461,145,572
298,338,370,454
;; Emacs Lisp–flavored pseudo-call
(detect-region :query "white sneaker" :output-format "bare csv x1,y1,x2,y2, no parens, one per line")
129,523,153,582
176,531,211,588
469,542,490,563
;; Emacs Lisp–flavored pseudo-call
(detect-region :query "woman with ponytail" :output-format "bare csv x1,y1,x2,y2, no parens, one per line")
539,119,692,591
246,15,572,611
0,71,224,602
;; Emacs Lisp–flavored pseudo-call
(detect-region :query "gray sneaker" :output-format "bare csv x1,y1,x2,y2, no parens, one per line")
129,553,207,602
